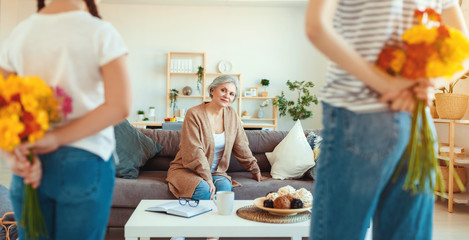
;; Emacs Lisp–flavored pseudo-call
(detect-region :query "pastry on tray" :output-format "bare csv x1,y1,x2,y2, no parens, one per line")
262,185,313,209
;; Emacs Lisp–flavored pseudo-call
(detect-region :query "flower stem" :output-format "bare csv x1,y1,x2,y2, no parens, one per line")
19,149,48,240
392,100,465,195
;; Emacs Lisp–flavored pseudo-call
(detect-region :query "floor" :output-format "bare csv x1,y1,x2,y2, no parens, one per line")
1,162,467,240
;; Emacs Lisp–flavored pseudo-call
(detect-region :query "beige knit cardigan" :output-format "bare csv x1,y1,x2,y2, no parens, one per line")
166,103,261,198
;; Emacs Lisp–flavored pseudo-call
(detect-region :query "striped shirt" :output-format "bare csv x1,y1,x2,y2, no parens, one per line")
319,0,458,112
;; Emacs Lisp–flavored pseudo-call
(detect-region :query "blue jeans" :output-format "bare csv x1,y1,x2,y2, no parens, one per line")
310,102,434,240
9,146,115,240
191,175,232,200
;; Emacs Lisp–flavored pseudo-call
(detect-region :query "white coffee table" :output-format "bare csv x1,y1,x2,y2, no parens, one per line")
125,200,310,240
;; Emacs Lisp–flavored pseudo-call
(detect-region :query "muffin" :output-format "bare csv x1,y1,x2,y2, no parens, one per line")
265,192,279,201
277,185,296,197
290,188,313,207
273,195,291,209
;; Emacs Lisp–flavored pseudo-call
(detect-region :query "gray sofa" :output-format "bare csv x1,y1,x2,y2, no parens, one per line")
107,128,317,233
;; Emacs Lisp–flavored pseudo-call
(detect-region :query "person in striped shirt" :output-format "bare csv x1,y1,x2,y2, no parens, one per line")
305,0,467,239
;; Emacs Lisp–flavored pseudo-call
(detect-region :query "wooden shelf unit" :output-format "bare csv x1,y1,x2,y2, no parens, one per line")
166,52,206,117
166,51,278,130
433,119,469,212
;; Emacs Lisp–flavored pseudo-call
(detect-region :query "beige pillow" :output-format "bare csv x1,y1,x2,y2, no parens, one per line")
266,121,316,180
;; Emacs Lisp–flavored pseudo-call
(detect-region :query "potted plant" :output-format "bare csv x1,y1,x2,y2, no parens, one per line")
273,80,318,121
435,73,469,119
137,110,145,121
260,79,270,97
170,89,179,117
197,66,204,94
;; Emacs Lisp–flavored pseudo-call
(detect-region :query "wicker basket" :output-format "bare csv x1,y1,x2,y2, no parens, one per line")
435,93,469,120
430,106,439,119
435,166,468,193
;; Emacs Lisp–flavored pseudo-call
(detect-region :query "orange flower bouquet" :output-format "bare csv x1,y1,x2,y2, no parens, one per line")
376,8,469,194
0,74,72,239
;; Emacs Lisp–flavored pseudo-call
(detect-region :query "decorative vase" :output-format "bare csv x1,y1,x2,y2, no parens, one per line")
258,108,264,118
435,93,469,120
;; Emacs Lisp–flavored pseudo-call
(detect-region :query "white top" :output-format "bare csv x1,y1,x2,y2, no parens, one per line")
0,11,128,161
318,0,458,113
211,132,225,172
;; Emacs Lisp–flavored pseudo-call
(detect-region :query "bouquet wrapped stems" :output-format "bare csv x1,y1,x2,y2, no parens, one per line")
20,149,48,240
393,100,465,194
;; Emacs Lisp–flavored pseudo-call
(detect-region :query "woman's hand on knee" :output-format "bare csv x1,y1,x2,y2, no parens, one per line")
252,172,268,182
208,180,216,199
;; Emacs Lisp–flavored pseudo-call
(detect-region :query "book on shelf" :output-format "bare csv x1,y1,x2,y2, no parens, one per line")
145,201,212,218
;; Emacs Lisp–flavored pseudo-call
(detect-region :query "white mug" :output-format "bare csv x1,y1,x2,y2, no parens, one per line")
213,191,234,215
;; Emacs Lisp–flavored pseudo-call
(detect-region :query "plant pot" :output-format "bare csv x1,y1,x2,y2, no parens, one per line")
138,114,145,121
435,93,469,120
261,92,268,97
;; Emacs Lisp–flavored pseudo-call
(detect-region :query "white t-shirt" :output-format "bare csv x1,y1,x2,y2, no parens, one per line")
211,132,225,172
0,11,128,161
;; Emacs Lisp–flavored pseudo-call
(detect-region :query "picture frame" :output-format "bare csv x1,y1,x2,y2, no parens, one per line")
249,87,258,97
244,91,253,97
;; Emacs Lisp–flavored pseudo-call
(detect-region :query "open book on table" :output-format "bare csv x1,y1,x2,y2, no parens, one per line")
145,201,212,218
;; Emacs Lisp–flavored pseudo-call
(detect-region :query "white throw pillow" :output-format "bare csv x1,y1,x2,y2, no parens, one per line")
266,120,316,180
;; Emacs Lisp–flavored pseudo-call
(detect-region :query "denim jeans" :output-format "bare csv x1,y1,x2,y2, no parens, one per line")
9,146,115,240
310,102,434,240
191,175,232,200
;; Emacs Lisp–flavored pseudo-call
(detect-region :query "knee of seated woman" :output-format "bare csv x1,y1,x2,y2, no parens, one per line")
191,180,212,200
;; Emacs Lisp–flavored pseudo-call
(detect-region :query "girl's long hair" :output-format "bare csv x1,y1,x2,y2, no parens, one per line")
37,0,101,19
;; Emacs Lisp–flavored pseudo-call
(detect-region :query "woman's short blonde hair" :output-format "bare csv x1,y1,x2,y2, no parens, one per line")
208,75,239,100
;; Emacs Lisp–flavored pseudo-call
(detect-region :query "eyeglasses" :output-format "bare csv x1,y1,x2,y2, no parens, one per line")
178,197,199,207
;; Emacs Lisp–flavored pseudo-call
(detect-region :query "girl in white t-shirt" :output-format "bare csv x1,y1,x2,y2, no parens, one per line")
0,0,131,239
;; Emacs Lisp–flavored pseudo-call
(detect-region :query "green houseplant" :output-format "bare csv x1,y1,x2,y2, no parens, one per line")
137,110,145,121
197,66,204,93
260,79,270,97
170,89,179,116
273,80,318,121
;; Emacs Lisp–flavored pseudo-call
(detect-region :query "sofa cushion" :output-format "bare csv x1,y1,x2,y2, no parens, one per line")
228,130,299,172
112,171,174,208
139,129,181,171
304,131,323,179
114,120,163,179
266,121,316,180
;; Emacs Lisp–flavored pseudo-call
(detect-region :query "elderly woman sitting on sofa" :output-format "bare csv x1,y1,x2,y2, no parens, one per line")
166,75,266,201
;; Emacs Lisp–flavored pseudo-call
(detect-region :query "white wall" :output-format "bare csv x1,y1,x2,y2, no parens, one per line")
0,0,327,131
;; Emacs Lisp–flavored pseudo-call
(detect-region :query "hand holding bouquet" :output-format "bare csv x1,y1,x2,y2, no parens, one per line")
376,8,469,194
0,74,72,239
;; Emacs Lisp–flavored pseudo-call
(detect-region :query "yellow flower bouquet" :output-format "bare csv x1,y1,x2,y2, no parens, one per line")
0,74,72,239
376,8,469,194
